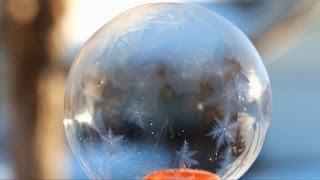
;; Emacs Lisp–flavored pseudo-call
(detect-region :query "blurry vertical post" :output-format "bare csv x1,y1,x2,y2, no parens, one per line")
4,0,65,179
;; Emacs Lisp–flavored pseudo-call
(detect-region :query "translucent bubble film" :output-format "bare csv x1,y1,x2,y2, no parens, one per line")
64,3,271,179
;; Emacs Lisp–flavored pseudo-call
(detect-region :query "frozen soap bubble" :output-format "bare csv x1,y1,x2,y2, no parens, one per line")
64,3,271,180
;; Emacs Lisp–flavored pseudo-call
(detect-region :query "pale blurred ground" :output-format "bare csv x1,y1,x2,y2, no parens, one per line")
1,0,320,179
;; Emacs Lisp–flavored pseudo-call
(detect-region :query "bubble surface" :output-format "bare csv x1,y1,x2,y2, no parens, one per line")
64,3,271,179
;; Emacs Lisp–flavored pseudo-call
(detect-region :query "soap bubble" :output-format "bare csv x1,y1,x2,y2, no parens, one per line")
64,3,271,179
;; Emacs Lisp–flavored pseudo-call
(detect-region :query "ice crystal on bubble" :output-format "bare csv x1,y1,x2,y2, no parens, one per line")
175,141,199,168
126,100,150,129
207,112,239,148
101,127,124,156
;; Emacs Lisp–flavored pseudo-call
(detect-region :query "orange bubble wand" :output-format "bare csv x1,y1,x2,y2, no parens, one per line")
144,168,219,180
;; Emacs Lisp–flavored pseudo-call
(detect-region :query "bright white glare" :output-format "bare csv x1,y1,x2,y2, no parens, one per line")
63,112,94,126
197,102,204,111
75,111,93,125
61,0,180,48
63,118,73,127
248,74,263,100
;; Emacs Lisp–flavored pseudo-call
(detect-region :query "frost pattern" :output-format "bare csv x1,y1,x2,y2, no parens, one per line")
207,112,239,148
175,141,199,168
126,101,149,129
101,127,124,156
178,55,210,80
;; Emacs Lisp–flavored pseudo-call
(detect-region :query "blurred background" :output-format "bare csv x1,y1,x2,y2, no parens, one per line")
0,0,319,179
